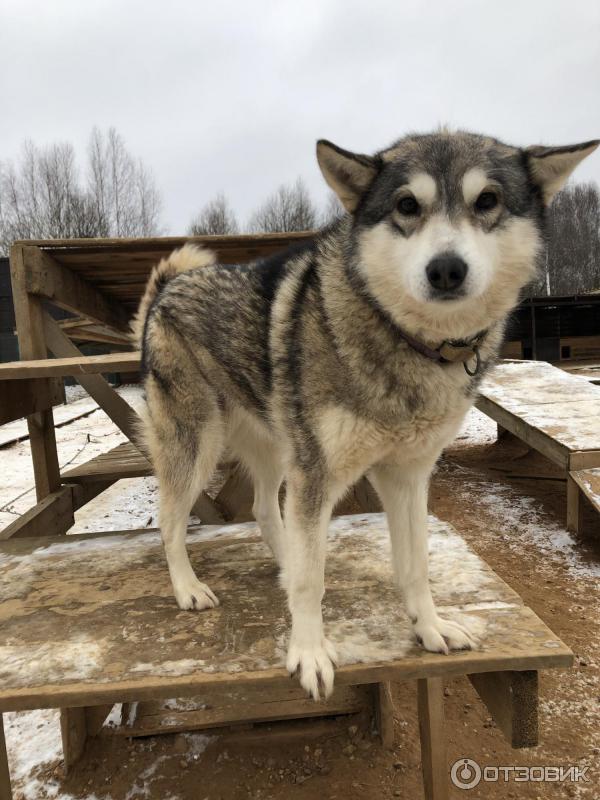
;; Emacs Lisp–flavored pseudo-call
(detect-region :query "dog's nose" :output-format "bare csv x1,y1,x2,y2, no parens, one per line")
426,254,468,293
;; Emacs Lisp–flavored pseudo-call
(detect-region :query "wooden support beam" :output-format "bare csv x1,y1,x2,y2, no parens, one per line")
84,705,115,737
22,245,130,332
566,473,581,534
9,245,61,501
0,378,64,425
468,670,538,748
418,677,447,800
0,714,12,800
60,708,87,773
354,477,382,513
0,487,74,541
0,351,140,380
374,681,395,749
215,463,254,522
42,314,140,445
191,493,227,525
71,480,116,511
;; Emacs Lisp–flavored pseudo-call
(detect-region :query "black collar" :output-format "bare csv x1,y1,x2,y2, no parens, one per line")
396,327,487,376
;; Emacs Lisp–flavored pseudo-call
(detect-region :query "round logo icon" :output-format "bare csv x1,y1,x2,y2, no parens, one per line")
451,758,482,789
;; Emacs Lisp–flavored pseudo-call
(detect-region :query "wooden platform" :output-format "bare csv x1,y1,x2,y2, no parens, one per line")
61,441,151,483
477,360,600,531
0,514,572,800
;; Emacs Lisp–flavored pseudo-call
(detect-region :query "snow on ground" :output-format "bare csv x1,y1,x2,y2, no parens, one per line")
0,386,147,533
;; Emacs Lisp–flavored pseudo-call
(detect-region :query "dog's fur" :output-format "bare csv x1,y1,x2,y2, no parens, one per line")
136,130,598,699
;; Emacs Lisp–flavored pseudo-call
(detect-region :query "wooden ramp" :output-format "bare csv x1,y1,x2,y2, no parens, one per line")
0,513,572,800
477,360,600,531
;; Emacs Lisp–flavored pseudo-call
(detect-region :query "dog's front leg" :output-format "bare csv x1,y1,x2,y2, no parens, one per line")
369,461,475,653
283,468,337,700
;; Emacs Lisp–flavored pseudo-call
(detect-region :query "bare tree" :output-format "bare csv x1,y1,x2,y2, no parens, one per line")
87,127,162,237
530,183,600,296
249,178,317,233
0,127,163,253
188,193,239,235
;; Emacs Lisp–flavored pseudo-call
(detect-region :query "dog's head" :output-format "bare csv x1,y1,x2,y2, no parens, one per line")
317,131,598,340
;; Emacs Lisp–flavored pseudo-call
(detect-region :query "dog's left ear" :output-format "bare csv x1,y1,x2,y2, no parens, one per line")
526,140,599,205
316,140,379,212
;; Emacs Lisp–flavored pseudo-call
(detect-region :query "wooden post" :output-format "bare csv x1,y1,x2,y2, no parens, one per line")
417,677,448,800
468,670,538,748
9,245,61,501
374,681,394,749
0,714,12,800
60,708,87,773
566,474,581,534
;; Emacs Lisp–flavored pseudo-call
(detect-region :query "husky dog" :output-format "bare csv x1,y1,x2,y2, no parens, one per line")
135,131,598,699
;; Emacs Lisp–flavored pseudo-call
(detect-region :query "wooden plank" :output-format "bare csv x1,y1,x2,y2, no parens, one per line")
113,685,367,737
468,670,538,748
0,714,12,800
569,467,600,513
0,378,64,426
18,231,313,255
418,677,447,800
566,473,582,534
353,477,382,513
23,245,130,332
63,444,151,482
9,245,61,501
0,517,574,713
191,492,227,525
60,707,87,773
71,480,116,512
84,704,115,737
0,352,140,380
476,395,569,467
568,450,600,470
215,463,254,522
42,314,140,445
374,681,394,749
0,487,74,541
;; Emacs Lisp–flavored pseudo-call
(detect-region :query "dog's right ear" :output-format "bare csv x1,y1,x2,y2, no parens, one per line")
316,140,379,213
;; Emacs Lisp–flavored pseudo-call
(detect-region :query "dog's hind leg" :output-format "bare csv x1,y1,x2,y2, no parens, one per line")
227,420,286,566
283,468,338,701
144,374,224,611
369,461,476,653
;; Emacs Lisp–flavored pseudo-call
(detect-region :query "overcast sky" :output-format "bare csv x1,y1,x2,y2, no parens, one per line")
2,0,599,233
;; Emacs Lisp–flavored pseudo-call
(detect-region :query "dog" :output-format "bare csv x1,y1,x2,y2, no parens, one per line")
134,130,598,700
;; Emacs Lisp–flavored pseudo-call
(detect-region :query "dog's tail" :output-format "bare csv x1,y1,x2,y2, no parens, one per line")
131,243,216,347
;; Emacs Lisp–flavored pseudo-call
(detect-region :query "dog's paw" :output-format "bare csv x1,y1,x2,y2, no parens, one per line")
414,615,475,654
174,577,219,611
286,638,338,701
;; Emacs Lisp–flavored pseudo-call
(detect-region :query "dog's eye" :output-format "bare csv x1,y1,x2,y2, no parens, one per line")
474,191,498,212
397,196,420,216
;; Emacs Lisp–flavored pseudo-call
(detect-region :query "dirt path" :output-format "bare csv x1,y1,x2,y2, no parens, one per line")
5,422,600,799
